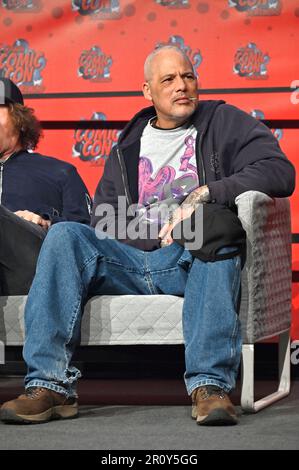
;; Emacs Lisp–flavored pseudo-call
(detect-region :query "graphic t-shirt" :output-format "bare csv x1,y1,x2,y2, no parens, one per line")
137,118,199,231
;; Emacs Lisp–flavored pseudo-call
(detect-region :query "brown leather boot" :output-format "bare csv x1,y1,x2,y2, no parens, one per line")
0,387,78,424
191,385,238,426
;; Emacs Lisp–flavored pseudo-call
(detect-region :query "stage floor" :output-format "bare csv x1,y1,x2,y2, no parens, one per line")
0,377,298,450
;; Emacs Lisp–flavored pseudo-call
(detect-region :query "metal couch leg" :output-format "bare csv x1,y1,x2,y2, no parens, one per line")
0,340,4,365
241,329,291,413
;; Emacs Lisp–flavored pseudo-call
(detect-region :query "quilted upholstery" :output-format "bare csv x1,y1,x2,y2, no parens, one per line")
236,191,291,342
0,191,291,348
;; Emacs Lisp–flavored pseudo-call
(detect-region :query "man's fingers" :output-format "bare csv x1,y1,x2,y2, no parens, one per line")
32,215,43,225
14,210,43,225
159,221,175,248
158,222,171,239
40,219,51,229
14,210,33,221
14,210,25,218
160,236,174,247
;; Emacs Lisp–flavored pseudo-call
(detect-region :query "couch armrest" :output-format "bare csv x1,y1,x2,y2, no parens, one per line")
235,191,292,343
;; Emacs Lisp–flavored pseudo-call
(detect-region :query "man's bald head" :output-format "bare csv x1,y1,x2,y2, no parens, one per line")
144,45,194,82
142,45,198,129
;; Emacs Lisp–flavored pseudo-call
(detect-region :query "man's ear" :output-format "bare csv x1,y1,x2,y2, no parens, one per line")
142,82,152,102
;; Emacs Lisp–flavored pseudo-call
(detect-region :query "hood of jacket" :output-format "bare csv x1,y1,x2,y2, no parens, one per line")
117,100,226,149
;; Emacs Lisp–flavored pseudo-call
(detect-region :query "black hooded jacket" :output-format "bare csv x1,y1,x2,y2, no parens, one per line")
91,100,295,253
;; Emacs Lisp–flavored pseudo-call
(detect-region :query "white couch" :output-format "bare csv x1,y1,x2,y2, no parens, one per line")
0,191,292,412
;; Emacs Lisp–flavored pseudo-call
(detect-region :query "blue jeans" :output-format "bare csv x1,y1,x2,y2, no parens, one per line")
23,222,242,398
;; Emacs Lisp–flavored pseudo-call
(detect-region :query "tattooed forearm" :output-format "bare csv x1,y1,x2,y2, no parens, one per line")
159,186,211,248
181,185,211,210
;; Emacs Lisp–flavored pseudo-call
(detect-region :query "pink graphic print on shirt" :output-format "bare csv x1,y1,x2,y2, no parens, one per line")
179,135,197,173
138,134,198,207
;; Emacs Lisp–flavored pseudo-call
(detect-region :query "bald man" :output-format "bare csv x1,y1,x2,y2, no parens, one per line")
0,46,295,426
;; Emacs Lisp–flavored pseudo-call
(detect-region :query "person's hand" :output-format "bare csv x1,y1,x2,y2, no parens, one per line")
14,210,51,230
158,185,210,247
158,205,194,247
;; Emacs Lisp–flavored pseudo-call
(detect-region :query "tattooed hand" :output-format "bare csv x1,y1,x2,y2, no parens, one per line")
158,185,211,247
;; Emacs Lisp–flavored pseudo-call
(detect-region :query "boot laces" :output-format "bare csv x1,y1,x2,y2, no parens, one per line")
25,387,45,399
199,386,226,400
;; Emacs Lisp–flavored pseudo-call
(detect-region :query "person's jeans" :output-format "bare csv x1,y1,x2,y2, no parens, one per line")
23,222,242,398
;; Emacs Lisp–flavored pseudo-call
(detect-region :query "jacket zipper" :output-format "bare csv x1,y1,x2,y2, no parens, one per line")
0,152,20,205
116,146,135,216
196,131,206,186
0,162,4,205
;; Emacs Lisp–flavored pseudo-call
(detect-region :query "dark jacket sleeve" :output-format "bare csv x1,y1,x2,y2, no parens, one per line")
207,105,296,205
42,166,92,225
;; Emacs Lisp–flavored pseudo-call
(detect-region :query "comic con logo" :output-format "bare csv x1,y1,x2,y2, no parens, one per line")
155,0,189,8
78,46,112,82
1,0,42,11
251,109,283,141
0,39,46,91
72,0,120,18
156,36,202,77
228,0,281,16
73,113,120,164
234,43,270,79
